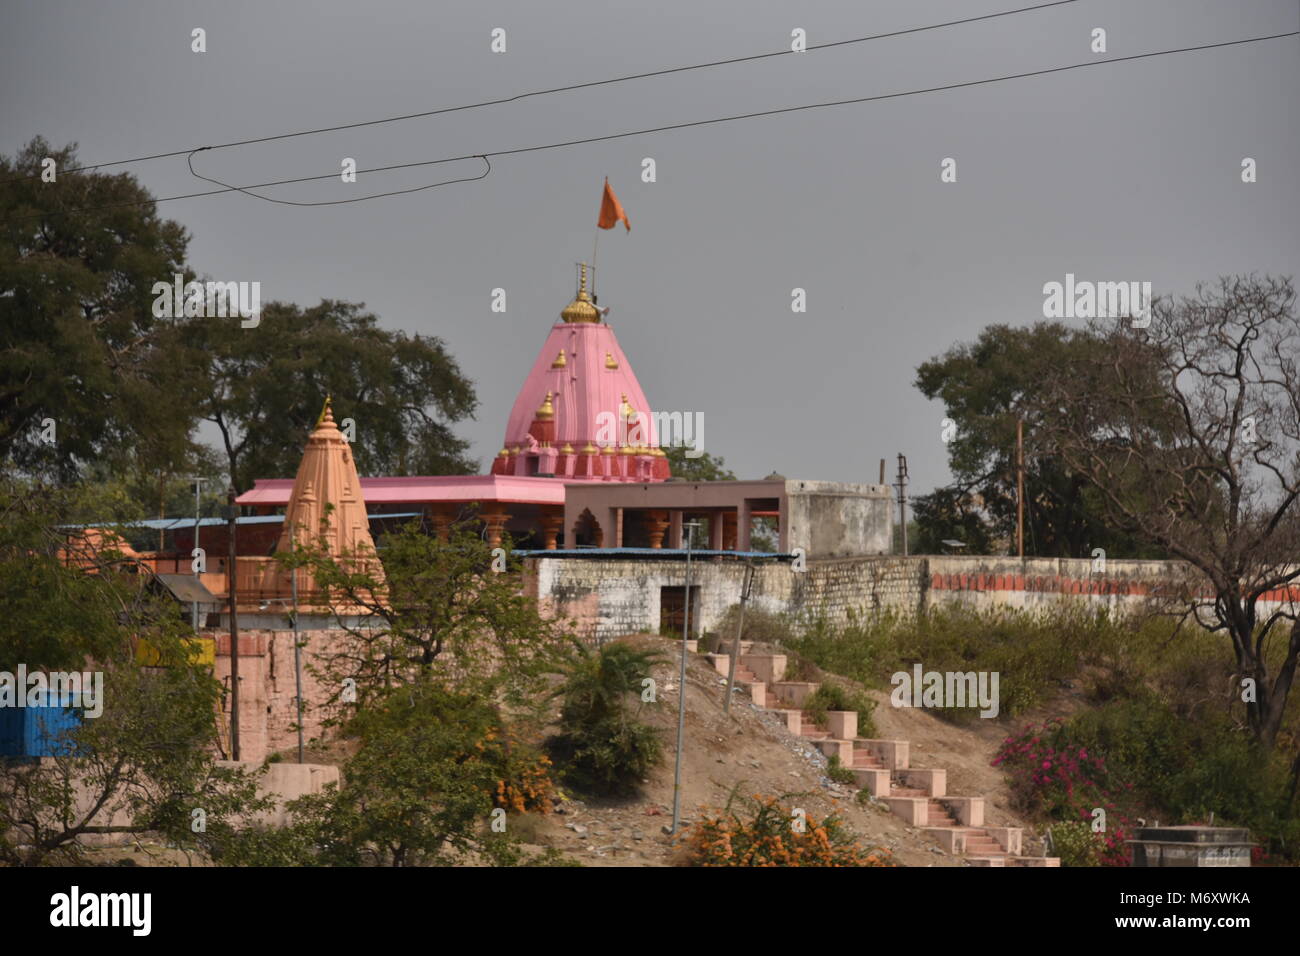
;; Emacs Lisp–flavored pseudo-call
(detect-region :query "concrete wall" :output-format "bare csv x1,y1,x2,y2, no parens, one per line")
785,480,892,557
213,626,343,765
527,555,929,642
526,553,1300,643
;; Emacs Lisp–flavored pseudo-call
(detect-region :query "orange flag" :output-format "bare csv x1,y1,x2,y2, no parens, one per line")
597,177,630,232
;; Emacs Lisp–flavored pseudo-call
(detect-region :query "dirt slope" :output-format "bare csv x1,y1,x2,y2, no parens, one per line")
520,634,1046,866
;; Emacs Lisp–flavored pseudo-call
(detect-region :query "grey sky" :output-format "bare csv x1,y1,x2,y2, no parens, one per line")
3,0,1297,495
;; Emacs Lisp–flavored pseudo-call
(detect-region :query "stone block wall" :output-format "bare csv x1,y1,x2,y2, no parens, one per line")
213,628,343,764
525,553,1297,643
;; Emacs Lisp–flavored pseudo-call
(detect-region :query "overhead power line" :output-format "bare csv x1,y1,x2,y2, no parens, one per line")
187,152,492,206
2,28,1295,225
0,0,1080,186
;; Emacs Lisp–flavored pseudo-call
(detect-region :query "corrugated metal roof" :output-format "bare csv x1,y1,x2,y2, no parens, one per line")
62,512,422,532
515,548,791,559
154,574,220,603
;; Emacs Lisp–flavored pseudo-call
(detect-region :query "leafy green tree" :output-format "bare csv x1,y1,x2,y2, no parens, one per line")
548,641,664,796
283,518,570,715
187,300,478,491
0,479,268,865
284,682,522,867
914,322,1168,557
0,478,149,671
214,680,579,867
0,138,205,483
1035,276,1300,749
664,446,735,482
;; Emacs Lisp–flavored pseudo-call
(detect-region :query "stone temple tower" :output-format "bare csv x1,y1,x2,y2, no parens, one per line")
491,263,671,482
277,397,379,559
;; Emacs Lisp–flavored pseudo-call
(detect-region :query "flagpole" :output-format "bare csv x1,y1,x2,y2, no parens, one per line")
591,229,600,301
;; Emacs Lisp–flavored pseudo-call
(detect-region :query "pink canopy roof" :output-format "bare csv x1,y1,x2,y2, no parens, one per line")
237,474,579,508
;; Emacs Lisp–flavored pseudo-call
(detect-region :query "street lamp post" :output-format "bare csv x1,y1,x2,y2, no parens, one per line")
186,477,207,631
225,486,240,762
670,520,701,835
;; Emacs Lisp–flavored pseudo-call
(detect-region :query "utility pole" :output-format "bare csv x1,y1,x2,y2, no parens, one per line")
187,477,207,631
895,454,909,556
723,562,756,715
225,486,241,762
1016,419,1025,559
670,520,701,835
291,535,304,764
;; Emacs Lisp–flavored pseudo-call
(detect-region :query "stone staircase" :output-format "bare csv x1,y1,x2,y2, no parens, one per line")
704,642,1059,868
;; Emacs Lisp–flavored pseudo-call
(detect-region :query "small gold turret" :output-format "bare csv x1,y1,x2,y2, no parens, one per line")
552,349,567,369
536,391,555,420
605,352,619,369
560,263,600,324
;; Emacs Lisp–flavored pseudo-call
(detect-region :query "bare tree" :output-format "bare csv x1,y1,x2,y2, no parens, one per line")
1035,275,1300,748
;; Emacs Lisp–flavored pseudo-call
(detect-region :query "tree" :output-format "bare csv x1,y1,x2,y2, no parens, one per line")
284,682,524,867
0,138,205,483
548,641,663,795
187,300,478,492
915,322,1169,557
664,446,735,482
282,519,569,714
1033,275,1300,749
0,479,268,865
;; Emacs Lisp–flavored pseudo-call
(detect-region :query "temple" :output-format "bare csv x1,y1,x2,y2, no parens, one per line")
236,263,673,551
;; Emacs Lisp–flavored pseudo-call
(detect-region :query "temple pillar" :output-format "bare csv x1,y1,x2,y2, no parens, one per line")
722,510,738,550
708,512,724,550
427,506,454,542
644,510,669,549
540,508,564,550
668,511,683,549
481,507,511,548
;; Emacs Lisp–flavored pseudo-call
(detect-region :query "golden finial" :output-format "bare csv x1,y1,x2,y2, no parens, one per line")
605,352,619,370
560,262,600,323
582,441,598,455
315,394,333,427
497,447,509,457
561,443,575,455
601,444,616,455
619,393,636,420
536,391,555,420
552,349,567,369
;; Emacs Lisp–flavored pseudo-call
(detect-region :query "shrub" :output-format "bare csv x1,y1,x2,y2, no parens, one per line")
548,641,664,796
493,738,555,815
804,681,878,739
825,755,857,786
686,789,897,867
1047,821,1105,867
993,717,1137,866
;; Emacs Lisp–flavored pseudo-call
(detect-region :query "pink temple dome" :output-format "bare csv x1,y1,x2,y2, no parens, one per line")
493,264,670,482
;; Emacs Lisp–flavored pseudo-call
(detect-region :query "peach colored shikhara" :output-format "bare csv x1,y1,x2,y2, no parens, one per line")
278,399,380,567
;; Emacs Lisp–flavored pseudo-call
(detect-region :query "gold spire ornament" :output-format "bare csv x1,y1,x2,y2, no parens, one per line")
552,349,567,369
560,263,600,324
315,394,333,427
605,352,619,369
536,391,555,420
